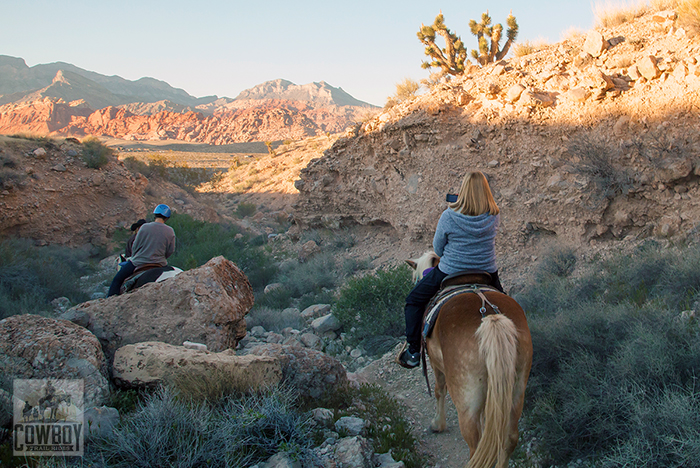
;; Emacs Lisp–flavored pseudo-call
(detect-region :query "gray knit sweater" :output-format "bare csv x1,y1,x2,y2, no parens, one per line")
432,209,499,274
130,222,176,268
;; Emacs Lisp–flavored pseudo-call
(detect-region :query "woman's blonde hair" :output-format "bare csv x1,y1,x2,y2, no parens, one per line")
449,171,500,216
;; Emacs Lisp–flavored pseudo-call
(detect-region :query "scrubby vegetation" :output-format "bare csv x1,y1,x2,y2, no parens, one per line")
81,137,114,169
321,384,428,468
0,239,93,320
122,154,223,191
165,213,277,290
514,241,700,467
385,78,421,109
252,229,369,314
334,265,413,349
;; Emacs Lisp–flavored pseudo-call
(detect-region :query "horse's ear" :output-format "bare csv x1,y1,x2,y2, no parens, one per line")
406,260,417,270
432,256,440,267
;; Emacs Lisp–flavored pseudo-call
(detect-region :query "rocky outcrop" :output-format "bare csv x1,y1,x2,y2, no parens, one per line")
246,343,348,401
293,10,700,258
62,256,254,361
112,341,281,390
0,98,371,144
0,314,109,407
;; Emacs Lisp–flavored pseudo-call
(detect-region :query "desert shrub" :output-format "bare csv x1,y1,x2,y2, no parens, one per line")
122,155,222,191
535,245,577,279
246,306,306,333
256,249,368,311
518,243,700,466
89,386,317,468
334,265,413,344
217,388,316,466
89,386,216,468
385,78,421,109
0,152,24,189
81,137,114,169
569,135,633,202
513,40,541,57
166,213,277,290
0,239,92,319
320,384,427,468
235,202,257,218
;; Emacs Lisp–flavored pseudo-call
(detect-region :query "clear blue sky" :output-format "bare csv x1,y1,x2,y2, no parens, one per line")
2,0,595,106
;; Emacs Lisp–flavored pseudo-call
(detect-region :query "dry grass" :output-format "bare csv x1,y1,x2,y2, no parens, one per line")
166,367,276,403
561,26,585,41
593,0,649,27
649,0,682,9
513,40,549,57
678,0,700,35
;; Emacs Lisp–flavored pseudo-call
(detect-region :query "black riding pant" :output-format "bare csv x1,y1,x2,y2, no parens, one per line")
108,260,135,297
403,268,504,354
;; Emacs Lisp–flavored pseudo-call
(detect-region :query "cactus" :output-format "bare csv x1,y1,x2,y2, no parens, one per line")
469,11,519,65
417,13,468,76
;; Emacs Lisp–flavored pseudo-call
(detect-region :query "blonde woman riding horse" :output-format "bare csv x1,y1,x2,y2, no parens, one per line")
399,171,532,468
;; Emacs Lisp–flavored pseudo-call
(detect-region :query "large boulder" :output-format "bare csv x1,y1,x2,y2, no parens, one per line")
0,314,109,407
62,256,254,362
112,341,281,391
247,343,348,400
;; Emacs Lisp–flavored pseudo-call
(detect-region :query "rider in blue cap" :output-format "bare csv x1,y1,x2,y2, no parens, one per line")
108,204,176,297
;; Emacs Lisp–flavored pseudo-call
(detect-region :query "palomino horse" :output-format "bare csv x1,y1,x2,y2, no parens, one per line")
407,251,533,468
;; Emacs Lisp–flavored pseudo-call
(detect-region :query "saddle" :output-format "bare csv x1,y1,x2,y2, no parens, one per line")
421,270,500,340
120,264,174,294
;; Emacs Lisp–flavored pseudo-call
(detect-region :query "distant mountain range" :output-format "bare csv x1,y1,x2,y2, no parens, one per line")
0,55,376,143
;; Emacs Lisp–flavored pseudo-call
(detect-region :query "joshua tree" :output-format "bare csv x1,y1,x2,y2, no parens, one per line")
263,140,276,156
469,11,519,65
417,13,467,76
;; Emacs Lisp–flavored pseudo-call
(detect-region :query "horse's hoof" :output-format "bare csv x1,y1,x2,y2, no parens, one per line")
430,423,446,433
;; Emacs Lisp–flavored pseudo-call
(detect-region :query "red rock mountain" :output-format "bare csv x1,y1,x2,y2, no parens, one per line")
0,57,376,142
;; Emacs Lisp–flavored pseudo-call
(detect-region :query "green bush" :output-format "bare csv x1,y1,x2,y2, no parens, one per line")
165,213,277,290
235,202,257,218
81,137,114,169
518,243,700,466
255,251,368,311
334,265,413,344
0,239,92,319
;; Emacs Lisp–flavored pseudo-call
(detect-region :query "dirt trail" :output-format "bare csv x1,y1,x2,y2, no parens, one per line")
357,347,469,468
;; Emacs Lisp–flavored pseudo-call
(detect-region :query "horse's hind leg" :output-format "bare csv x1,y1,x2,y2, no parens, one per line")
430,368,447,432
458,407,483,459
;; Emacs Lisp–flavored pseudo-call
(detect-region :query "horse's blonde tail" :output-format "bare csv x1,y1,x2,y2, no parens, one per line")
468,314,519,468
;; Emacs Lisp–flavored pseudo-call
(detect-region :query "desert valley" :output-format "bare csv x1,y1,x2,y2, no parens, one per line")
2,4,700,468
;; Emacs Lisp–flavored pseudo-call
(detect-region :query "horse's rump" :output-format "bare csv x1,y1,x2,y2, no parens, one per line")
430,291,531,468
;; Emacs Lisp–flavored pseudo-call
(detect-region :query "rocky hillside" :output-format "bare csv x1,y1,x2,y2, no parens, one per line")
0,58,376,143
294,10,700,277
0,135,218,248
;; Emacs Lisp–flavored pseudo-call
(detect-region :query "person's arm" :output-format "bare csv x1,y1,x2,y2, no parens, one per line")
433,212,449,256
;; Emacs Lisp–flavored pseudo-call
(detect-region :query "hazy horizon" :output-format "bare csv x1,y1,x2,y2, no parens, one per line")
2,1,595,106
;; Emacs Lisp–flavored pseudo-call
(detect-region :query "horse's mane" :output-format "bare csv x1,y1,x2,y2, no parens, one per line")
408,250,440,282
